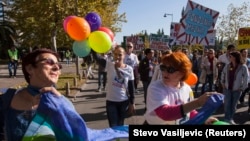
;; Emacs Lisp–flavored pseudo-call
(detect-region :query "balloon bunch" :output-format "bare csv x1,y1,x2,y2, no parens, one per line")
63,12,114,57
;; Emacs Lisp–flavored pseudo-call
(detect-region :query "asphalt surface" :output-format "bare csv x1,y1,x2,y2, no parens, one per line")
0,62,250,132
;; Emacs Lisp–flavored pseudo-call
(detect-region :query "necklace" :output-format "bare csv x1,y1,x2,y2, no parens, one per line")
30,95,41,110
26,85,41,110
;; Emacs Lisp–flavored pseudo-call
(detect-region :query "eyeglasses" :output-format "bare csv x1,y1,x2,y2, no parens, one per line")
127,45,133,48
159,65,177,73
35,58,62,69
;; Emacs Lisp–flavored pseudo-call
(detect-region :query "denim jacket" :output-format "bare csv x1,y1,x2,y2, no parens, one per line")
220,64,249,91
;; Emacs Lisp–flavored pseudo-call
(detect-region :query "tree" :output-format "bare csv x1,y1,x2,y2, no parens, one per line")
156,28,164,35
0,23,17,59
6,0,126,51
215,2,250,46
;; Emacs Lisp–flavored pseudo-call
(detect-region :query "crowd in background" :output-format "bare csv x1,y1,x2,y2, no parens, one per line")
7,43,250,126
83,43,250,125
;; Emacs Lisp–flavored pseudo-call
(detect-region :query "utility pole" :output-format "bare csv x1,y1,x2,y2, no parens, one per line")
164,13,174,49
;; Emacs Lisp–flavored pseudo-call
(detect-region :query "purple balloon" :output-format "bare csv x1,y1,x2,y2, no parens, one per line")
85,12,102,32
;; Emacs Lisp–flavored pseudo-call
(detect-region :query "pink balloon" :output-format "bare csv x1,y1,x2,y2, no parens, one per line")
63,15,76,33
98,26,114,41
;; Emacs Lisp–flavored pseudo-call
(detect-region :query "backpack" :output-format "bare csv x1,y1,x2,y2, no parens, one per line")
0,88,16,140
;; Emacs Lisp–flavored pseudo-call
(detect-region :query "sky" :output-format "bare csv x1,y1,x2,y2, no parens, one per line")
114,0,248,44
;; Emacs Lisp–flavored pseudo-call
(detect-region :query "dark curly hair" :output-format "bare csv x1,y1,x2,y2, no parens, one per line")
230,51,242,64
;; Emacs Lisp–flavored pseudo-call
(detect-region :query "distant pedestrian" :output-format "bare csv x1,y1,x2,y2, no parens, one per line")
124,42,139,93
151,49,172,82
238,49,250,110
83,51,94,79
59,51,65,62
221,51,249,125
138,48,154,105
7,46,19,78
96,53,108,92
200,49,218,94
65,49,71,65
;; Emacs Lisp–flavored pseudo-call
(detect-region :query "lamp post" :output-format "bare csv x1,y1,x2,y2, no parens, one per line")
163,13,174,48
163,13,173,22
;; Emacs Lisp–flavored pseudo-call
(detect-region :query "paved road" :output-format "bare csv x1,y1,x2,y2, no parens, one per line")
0,62,250,130
73,75,146,129
74,73,250,126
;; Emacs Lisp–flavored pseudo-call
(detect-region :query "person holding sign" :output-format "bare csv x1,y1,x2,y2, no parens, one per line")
144,51,218,125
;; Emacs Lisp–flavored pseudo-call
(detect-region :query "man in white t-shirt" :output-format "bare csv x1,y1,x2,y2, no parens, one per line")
217,44,235,66
124,42,140,92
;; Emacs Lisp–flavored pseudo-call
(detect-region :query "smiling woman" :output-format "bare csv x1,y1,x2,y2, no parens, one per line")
0,48,65,141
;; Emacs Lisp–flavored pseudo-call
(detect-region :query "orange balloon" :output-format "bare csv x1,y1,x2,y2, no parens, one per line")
185,72,198,86
66,16,91,41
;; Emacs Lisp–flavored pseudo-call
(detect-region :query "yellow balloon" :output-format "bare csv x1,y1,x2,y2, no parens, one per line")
88,31,112,53
66,16,90,41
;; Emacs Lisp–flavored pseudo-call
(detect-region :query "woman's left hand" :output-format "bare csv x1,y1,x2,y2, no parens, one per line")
204,116,218,125
127,103,136,116
39,86,61,96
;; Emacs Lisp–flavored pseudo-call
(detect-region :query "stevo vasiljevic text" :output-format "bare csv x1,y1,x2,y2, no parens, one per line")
132,128,246,138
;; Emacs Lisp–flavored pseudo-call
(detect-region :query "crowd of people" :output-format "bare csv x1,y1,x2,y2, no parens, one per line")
1,43,250,140
129,43,249,125
88,42,250,125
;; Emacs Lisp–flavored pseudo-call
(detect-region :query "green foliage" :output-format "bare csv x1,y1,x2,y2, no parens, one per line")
6,0,126,50
0,23,17,59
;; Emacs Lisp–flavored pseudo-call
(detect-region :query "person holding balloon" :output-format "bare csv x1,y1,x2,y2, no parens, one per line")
93,46,135,127
144,51,218,125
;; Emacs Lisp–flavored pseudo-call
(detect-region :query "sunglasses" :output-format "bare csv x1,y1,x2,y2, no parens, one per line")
160,65,177,73
127,45,133,48
36,58,62,69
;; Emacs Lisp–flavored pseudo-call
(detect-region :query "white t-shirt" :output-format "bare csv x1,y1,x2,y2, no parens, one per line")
151,64,162,82
144,80,194,125
218,53,230,64
124,53,139,70
106,61,134,102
